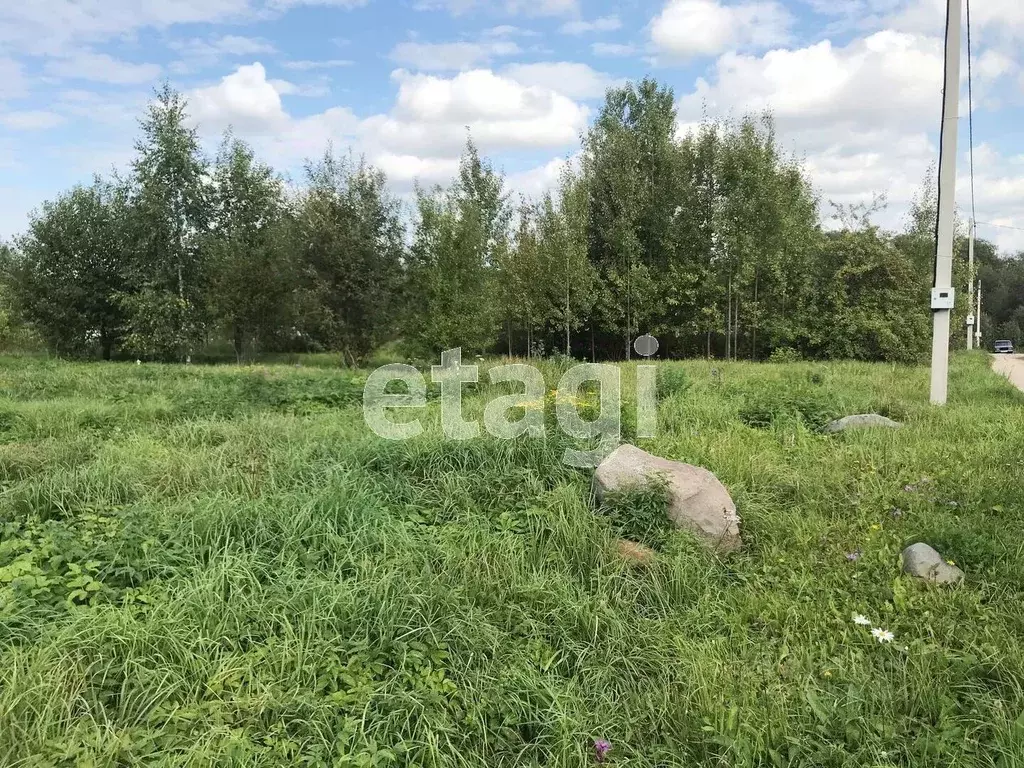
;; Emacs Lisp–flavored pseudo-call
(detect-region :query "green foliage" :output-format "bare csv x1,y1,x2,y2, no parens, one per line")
0,355,1023,765
123,83,211,360
3,79,1022,366
656,363,691,400
975,249,1024,348
598,478,674,549
405,140,510,355
802,229,931,365
768,347,804,363
295,151,405,362
206,135,295,361
119,290,204,362
11,179,130,358
736,376,840,430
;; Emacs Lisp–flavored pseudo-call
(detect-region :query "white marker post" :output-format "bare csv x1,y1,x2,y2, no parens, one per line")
976,281,982,348
929,0,962,405
966,220,975,350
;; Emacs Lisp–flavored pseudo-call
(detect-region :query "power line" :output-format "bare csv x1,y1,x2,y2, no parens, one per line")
975,220,1024,233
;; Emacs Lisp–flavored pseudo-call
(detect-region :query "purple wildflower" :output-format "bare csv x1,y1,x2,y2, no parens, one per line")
845,550,862,562
594,738,612,762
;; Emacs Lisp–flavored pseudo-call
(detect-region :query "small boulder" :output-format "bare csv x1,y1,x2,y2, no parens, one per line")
901,543,964,585
614,539,657,566
594,444,741,553
823,414,903,434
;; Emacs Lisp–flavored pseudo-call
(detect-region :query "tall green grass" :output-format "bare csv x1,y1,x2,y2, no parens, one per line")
1,353,1023,766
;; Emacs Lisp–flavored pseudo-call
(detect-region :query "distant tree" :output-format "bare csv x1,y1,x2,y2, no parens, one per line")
536,173,597,357
583,78,678,359
405,140,510,355
205,134,295,361
496,201,545,356
122,83,210,361
715,114,820,360
0,243,29,351
295,150,404,363
809,228,930,363
12,178,130,358
0,73,1015,366
977,249,1024,347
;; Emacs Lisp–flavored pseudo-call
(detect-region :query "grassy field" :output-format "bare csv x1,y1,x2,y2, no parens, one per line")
1,353,1023,767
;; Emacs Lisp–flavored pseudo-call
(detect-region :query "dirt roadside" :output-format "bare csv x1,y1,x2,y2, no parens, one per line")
991,354,1024,393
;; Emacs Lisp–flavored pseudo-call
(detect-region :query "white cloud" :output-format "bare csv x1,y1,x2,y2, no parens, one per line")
53,89,148,127
361,69,589,159
281,59,354,70
390,40,521,71
189,62,290,134
482,25,536,37
267,0,367,6
172,35,276,66
44,51,162,84
270,77,331,97
678,31,943,129
591,42,637,57
0,110,65,130
504,0,578,16
180,63,587,194
0,0,252,56
888,0,1024,39
184,35,276,57
257,107,361,169
169,35,278,74
186,64,360,169
414,0,578,16
976,50,1015,81
0,58,28,101
560,15,621,35
0,0,369,59
503,62,619,99
650,0,791,57
667,27,1024,246
374,153,461,187
506,155,572,199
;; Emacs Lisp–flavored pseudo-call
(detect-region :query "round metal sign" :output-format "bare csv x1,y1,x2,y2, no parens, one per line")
633,334,660,357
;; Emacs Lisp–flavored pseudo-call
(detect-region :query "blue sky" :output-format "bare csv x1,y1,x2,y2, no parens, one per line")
2,0,1024,250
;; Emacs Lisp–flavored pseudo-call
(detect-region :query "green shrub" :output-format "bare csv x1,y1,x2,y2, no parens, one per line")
737,378,840,430
598,477,673,549
768,346,804,363
657,364,691,400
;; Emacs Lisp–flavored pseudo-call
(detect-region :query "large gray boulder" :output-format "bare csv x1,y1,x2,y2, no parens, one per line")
902,543,965,585
594,444,741,553
823,414,903,434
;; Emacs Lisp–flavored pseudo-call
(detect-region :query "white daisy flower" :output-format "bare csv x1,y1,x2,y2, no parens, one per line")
871,628,895,643
852,613,871,626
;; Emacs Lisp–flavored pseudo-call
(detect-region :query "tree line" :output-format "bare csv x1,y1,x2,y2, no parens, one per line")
1,79,1021,364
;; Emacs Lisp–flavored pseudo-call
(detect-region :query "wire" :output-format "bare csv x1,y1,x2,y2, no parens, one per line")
966,0,977,228
932,0,953,287
975,220,1024,233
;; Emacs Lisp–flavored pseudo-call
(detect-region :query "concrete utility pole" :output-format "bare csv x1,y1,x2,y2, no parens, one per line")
929,0,962,405
967,220,975,350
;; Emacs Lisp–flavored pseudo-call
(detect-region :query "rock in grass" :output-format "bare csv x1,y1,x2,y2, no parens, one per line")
594,444,741,553
823,414,902,434
614,539,657,566
902,543,965,585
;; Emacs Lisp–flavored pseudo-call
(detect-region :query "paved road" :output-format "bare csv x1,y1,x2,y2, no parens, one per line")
992,354,1024,393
